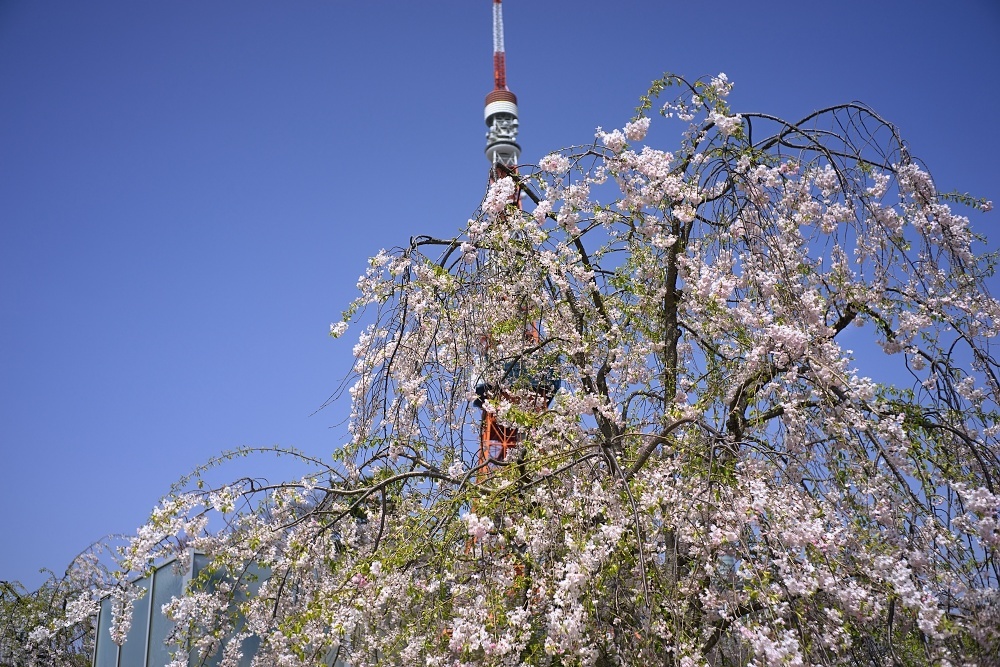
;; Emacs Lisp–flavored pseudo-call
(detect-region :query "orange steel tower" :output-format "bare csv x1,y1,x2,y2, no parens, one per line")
474,0,558,471
477,0,520,469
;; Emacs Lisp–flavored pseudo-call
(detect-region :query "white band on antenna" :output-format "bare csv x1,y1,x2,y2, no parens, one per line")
493,2,505,53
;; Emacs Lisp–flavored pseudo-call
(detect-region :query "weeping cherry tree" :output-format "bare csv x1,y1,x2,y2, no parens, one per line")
112,73,999,667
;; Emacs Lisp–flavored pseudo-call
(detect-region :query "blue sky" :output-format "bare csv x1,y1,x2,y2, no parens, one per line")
2,0,998,589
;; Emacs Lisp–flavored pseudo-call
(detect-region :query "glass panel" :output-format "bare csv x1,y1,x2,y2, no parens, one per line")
193,552,211,575
93,596,118,667
148,561,185,666
118,577,151,666
189,557,270,666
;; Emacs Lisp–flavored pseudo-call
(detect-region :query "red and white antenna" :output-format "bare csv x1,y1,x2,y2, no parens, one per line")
491,0,507,90
484,0,519,168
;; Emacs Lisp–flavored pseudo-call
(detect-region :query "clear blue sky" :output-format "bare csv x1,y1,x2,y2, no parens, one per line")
2,0,998,590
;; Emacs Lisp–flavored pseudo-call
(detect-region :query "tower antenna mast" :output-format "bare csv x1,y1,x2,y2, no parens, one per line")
484,0,520,170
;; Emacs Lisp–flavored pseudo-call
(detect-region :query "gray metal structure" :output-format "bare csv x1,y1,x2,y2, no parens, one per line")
93,552,263,667
93,552,351,666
